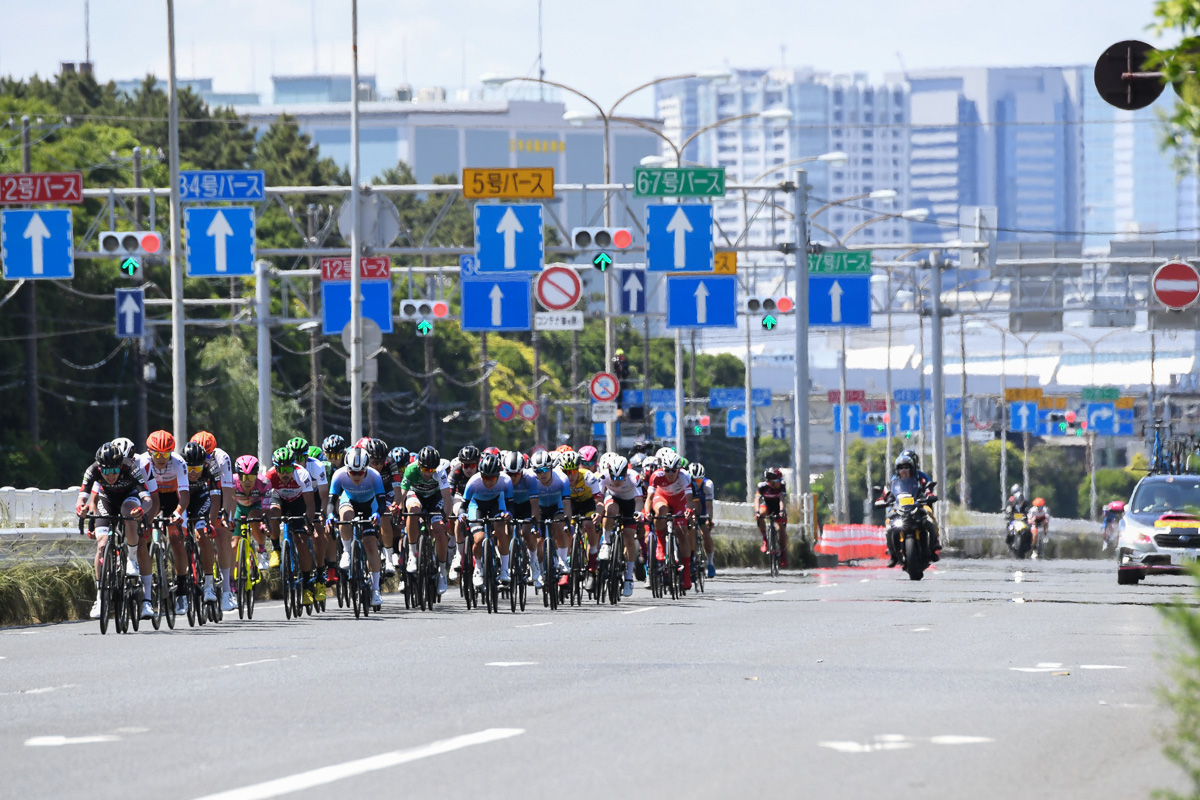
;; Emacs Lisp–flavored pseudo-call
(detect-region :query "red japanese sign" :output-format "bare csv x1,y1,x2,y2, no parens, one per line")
827,390,866,403
865,399,887,412
320,256,391,282
0,172,84,204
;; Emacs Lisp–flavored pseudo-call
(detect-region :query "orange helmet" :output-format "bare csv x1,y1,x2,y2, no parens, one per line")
147,430,176,454
1032,497,1045,508
556,444,573,453
190,431,217,455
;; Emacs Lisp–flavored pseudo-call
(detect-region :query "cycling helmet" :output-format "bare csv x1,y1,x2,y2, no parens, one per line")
190,431,218,455
234,455,259,475
656,446,675,460
182,441,207,467
483,446,501,457
530,450,554,473
389,446,411,469
643,456,659,473
147,430,176,454
900,449,920,469
365,438,388,462
556,444,573,454
322,434,347,455
95,442,123,469
558,450,580,471
353,437,372,449
629,452,646,471
286,436,309,457
689,462,706,480
660,452,682,471
111,437,136,460
418,446,441,469
478,453,502,477
764,467,783,482
307,445,323,462
578,445,598,464
272,447,294,467
501,450,524,474
346,446,369,473
1010,483,1023,497
603,455,630,480
1106,500,1125,513
459,445,481,465
679,457,690,470
1032,497,1045,508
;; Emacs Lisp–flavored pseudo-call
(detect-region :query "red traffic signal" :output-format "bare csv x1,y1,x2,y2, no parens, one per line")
100,230,162,256
699,414,711,427
1065,411,1077,423
432,300,450,319
776,296,794,313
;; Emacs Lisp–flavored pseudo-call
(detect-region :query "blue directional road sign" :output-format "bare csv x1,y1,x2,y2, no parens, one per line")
0,209,73,279
618,268,646,314
772,417,788,440
726,408,753,438
655,410,678,440
459,254,480,279
624,389,678,407
945,398,963,436
179,170,266,202
645,204,714,272
832,404,862,434
1010,401,1038,433
810,275,871,327
474,204,543,272
709,387,771,408
666,275,737,328
322,281,394,335
593,422,622,438
462,277,532,331
1087,403,1117,436
893,388,932,403
115,288,145,339
898,403,922,433
185,207,255,276
1116,408,1135,437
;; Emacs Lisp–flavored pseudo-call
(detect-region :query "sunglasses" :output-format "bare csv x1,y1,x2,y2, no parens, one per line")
349,469,366,477
150,451,171,459
420,466,435,473
535,467,552,474
664,468,678,474
277,465,295,473
100,467,121,476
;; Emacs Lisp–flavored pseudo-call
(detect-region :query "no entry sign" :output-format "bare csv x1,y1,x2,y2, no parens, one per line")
535,265,582,311
590,372,619,403
1152,260,1200,310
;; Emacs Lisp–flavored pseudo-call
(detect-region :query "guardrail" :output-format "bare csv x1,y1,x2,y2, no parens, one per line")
0,487,79,528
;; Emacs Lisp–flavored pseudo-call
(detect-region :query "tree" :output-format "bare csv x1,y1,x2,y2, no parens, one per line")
1149,3,1200,172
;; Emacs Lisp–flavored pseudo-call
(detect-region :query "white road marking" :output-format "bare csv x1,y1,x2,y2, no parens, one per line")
26,734,119,747
819,739,915,753
114,727,149,734
931,735,994,745
1011,598,1026,604
819,583,839,588
220,656,296,669
763,590,786,596
912,627,931,632
190,728,524,800
973,612,985,618
622,607,656,615
486,662,537,667
1080,665,1127,670
1010,667,1061,673
1012,572,1024,583
1037,662,1063,668
1,683,77,696
514,622,552,628
860,579,870,583
1,630,39,635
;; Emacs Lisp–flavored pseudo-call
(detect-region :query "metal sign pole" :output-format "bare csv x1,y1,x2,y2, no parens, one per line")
793,169,811,517
166,0,187,448
348,0,364,441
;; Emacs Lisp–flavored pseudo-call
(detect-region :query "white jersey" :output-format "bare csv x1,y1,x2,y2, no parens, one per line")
600,468,643,501
210,447,234,489
304,457,328,487
137,452,188,495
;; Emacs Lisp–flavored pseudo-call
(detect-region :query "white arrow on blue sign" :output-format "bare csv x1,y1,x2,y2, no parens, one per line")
619,267,646,314
832,404,862,434
666,275,737,328
655,410,678,439
1087,403,1117,436
185,207,255,276
709,387,771,408
0,209,73,279
1009,401,1038,433
115,288,145,339
645,204,713,272
322,281,394,335
945,397,963,436
474,204,543,272
1116,408,1135,436
462,277,532,331
726,408,752,438
898,403,922,432
809,275,871,327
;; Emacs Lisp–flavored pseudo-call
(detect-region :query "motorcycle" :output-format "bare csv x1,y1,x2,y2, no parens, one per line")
1007,512,1032,559
882,477,938,581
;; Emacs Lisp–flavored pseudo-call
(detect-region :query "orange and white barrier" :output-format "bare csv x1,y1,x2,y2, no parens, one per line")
815,524,888,562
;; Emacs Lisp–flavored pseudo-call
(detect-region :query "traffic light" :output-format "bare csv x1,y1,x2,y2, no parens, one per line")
745,296,795,330
572,227,634,272
100,230,163,257
399,298,450,336
1048,410,1088,437
864,412,887,435
685,414,711,436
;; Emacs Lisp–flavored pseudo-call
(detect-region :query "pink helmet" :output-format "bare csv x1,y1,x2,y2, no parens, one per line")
578,445,598,463
234,455,259,476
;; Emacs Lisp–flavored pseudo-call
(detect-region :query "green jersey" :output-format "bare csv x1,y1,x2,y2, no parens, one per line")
400,461,450,497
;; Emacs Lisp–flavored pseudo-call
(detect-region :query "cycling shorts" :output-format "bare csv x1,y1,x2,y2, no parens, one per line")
159,492,180,517
573,496,597,516
468,497,502,523
339,498,377,520
233,503,263,522
651,492,688,517
607,495,638,523
407,491,445,522
510,499,532,521
276,496,309,527
537,500,563,519
96,492,147,529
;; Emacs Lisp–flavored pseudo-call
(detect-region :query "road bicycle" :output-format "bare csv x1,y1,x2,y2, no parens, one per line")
761,511,785,578
278,515,310,620
537,515,559,611
507,517,531,613
230,514,262,620
399,511,441,612
344,515,377,618
566,514,588,606
80,513,142,635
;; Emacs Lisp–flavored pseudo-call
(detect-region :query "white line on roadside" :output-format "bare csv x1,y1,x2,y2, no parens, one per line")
912,628,930,632
26,734,119,747
190,727,524,800
930,735,994,745
763,590,786,596
622,607,656,615
1,683,77,696
514,622,552,628
1080,665,1127,670
485,662,537,667
220,656,296,669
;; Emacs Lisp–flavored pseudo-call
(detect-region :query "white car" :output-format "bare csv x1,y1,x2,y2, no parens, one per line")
1117,474,1200,585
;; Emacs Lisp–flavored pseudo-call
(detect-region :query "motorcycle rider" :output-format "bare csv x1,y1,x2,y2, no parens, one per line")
1004,484,1032,548
879,451,940,566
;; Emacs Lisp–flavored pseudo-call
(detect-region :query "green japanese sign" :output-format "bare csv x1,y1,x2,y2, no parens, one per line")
808,250,872,274
633,167,725,198
1081,386,1120,402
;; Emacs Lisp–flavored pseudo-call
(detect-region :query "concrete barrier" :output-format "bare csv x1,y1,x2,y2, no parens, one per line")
0,488,81,528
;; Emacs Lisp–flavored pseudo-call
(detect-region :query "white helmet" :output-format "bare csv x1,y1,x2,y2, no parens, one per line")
603,455,629,480
111,437,136,460
689,462,706,480
643,456,660,473
660,451,682,471
346,446,370,472
656,446,674,460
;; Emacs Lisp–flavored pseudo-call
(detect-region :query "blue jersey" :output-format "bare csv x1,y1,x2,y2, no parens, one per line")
509,471,539,505
531,468,570,507
330,466,387,513
463,473,513,520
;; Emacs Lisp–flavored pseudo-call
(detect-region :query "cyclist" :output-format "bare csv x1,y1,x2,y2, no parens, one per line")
598,453,641,597
689,462,717,578
462,452,514,588
289,435,330,522
502,450,542,588
189,432,237,613
756,468,789,569
265,446,321,606
182,441,234,611
529,449,572,586
559,450,603,592
322,434,348,473
645,451,696,590
578,445,599,473
77,442,154,619
447,445,481,581
230,455,271,570
362,438,401,578
320,435,348,581
399,445,454,597
1030,496,1050,558
138,430,194,614
330,445,388,610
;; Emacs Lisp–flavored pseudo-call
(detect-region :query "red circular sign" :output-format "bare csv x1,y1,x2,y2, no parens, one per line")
495,401,515,421
589,372,619,403
1152,261,1200,310
535,266,582,311
518,401,539,421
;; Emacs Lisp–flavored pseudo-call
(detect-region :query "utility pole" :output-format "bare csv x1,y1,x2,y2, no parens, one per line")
21,115,39,444
480,332,490,443
929,251,948,527
348,0,365,441
642,316,651,442
570,330,579,443
744,317,755,503
255,259,272,465
959,311,970,509
306,204,321,443
166,0,187,448
792,168,811,531
532,329,544,445
131,146,148,445
423,255,437,448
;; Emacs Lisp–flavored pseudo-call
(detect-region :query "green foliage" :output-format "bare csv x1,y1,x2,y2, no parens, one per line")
1155,563,1200,800
1148,3,1200,174
1077,468,1140,519
0,560,94,626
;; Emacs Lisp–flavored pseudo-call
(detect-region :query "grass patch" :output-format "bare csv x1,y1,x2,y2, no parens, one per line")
0,559,95,626
1156,564,1200,800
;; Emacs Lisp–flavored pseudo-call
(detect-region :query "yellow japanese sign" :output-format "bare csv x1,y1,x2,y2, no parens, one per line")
1037,395,1067,410
714,251,737,275
462,168,555,200
1004,388,1043,402
1115,397,1135,410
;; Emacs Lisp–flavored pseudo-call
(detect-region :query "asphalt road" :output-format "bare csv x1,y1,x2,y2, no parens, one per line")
0,557,1192,800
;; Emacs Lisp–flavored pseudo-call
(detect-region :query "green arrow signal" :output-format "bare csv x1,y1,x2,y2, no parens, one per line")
593,252,612,271
120,257,140,276
416,320,433,336
761,314,777,330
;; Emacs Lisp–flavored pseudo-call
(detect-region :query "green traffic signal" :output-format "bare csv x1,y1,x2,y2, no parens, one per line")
120,257,140,276
416,320,433,336
693,425,702,434
593,252,612,271
762,314,777,330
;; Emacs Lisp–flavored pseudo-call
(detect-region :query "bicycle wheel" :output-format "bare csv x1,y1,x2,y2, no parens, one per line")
281,538,295,620
114,562,129,634
647,532,661,599
509,545,520,614
462,547,477,610
608,547,623,606
769,522,780,578
350,537,362,619
97,538,114,635
234,536,247,619
483,540,496,615
246,547,257,620
569,532,584,607
149,543,163,630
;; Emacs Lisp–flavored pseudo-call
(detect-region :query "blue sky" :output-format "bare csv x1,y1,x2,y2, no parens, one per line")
0,0,1168,114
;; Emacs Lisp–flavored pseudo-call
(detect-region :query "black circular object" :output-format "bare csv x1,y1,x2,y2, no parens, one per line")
1094,39,1165,111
